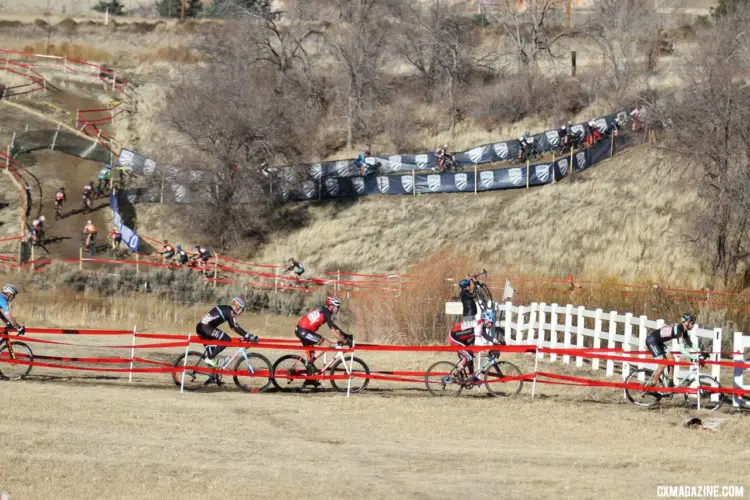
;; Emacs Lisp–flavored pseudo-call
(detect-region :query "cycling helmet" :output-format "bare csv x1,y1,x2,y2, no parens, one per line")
481,310,496,323
60,187,65,191
231,297,247,314
524,130,530,136
561,124,567,130
443,143,448,149
39,215,45,222
458,279,471,288
567,121,573,127
681,313,696,324
87,220,92,225
176,244,182,251
364,150,371,156
326,296,342,309
2,284,19,297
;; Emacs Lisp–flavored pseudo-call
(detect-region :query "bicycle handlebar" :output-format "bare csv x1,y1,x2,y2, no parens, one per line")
468,270,488,279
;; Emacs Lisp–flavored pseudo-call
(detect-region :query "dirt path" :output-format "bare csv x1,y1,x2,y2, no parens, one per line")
26,151,111,260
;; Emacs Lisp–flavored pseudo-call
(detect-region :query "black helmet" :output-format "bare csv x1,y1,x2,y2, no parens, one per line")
681,313,696,324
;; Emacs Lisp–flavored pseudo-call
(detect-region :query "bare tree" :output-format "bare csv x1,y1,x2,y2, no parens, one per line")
654,8,750,286
166,24,323,249
326,0,390,148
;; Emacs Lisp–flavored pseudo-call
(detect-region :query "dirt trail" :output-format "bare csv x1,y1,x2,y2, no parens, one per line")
19,88,116,260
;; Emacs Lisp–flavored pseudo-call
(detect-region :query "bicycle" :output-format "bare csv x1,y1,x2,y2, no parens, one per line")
54,201,64,220
357,161,382,177
623,354,723,411
425,349,523,397
82,195,93,213
271,339,371,393
171,342,273,393
467,270,494,311
0,326,33,381
436,156,463,173
511,146,543,165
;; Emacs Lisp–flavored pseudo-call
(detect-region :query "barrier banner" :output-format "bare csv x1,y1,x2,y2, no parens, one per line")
110,193,140,252
117,114,619,204
11,130,112,164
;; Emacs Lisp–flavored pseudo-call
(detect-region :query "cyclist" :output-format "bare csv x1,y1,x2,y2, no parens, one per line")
192,245,212,272
109,227,122,250
585,120,602,146
0,284,23,333
159,240,175,263
458,279,477,320
96,165,111,197
353,150,370,176
557,124,568,148
196,297,258,368
434,144,454,172
82,182,94,211
82,220,97,255
517,131,534,160
31,215,45,245
285,257,305,279
448,309,504,382
54,187,66,215
645,313,707,389
175,245,189,266
296,296,351,367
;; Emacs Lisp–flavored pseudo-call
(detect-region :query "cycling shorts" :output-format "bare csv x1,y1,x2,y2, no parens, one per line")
296,326,322,347
448,333,473,362
163,251,175,259
646,334,667,358
196,323,229,342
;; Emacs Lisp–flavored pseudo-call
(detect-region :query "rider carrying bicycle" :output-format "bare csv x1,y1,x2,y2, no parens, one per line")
458,278,477,321
96,165,111,197
175,245,189,266
435,144,454,171
285,257,305,279
0,284,22,334
192,245,212,273
354,151,370,176
196,297,258,368
646,313,707,388
110,227,122,250
448,309,503,382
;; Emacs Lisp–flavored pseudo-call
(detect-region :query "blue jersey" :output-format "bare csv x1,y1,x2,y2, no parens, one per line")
354,153,367,167
0,295,9,314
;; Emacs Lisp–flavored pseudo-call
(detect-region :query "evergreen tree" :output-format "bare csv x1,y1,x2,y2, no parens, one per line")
710,0,750,20
92,0,125,15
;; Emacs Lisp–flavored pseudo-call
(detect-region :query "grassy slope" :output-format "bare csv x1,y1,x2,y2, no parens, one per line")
134,146,708,287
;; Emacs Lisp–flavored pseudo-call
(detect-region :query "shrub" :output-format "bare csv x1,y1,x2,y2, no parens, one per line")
93,0,126,15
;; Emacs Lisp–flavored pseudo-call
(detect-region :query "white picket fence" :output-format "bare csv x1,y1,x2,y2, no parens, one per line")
493,302,723,385
733,332,750,408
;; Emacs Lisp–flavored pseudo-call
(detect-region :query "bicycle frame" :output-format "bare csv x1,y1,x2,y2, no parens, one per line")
308,343,355,375
642,359,716,406
211,346,255,375
1,327,22,360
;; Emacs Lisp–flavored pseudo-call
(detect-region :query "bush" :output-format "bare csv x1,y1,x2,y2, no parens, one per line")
93,0,126,15
155,0,201,18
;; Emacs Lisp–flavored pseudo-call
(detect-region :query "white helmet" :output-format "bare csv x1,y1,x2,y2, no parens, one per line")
443,143,448,149
87,220,92,224
39,215,45,222
2,284,19,297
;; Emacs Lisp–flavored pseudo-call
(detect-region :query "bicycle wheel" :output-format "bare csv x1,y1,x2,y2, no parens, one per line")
484,360,523,397
233,352,272,393
172,351,212,391
271,354,309,392
425,361,464,397
329,356,370,393
624,368,664,407
0,342,33,380
683,375,724,412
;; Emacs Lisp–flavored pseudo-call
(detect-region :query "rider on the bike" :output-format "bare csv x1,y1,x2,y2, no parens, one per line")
297,296,351,357
55,187,66,210
285,257,305,278
448,309,503,381
646,313,706,387
159,240,175,263
82,220,97,250
96,165,111,197
31,215,45,244
517,131,534,160
109,227,122,250
192,245,212,272
174,245,189,266
0,284,23,332
196,297,258,368
354,151,370,176
435,144,454,171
